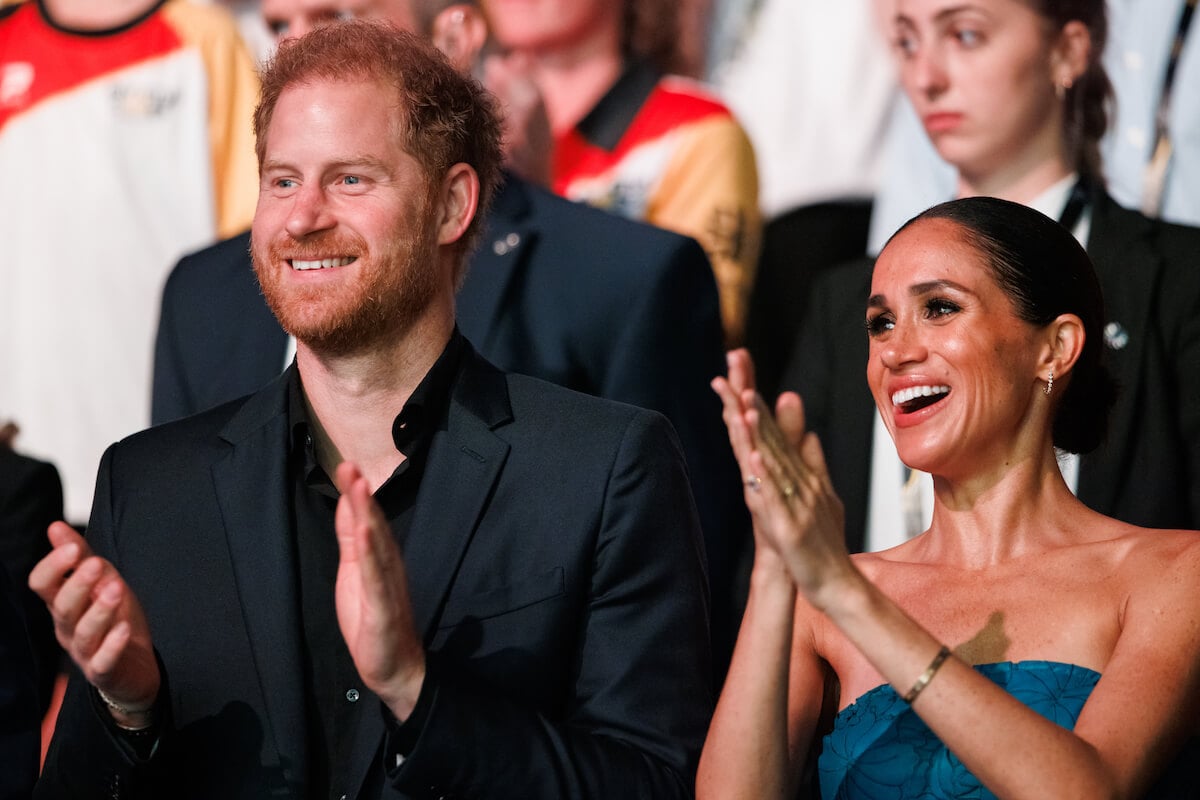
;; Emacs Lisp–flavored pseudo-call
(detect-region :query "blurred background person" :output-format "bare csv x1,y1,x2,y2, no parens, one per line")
0,0,260,525
0,437,64,721
708,0,899,399
215,0,277,62
480,0,762,347
0,553,39,799
781,0,1200,557
869,0,1200,252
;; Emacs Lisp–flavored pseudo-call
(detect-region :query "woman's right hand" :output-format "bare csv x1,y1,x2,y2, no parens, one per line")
714,350,853,609
712,351,792,585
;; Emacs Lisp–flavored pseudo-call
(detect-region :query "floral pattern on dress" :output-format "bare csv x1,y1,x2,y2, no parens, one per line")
818,661,1101,799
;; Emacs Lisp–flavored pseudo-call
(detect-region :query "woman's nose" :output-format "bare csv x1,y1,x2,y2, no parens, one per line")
907,45,949,99
878,321,928,370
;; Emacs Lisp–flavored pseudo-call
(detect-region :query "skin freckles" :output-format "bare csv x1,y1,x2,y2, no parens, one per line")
865,218,1045,484
251,79,442,357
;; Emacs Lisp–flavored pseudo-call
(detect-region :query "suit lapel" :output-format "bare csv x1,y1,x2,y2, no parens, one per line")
456,177,537,355
406,349,512,639
211,370,309,794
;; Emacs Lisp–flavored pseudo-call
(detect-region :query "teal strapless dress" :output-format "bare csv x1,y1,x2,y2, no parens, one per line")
818,661,1100,799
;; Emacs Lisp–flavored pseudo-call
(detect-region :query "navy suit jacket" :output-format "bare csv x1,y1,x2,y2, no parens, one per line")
152,176,746,661
40,345,713,799
782,189,1200,551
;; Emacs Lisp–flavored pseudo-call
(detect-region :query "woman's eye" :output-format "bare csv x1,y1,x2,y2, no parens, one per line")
925,298,961,318
954,28,982,47
866,314,894,337
893,32,918,57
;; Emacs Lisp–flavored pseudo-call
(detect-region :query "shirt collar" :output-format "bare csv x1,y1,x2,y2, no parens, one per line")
287,328,466,468
1028,172,1079,222
573,59,661,152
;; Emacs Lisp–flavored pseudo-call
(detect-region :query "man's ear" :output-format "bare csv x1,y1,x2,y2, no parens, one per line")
436,162,480,246
431,4,489,72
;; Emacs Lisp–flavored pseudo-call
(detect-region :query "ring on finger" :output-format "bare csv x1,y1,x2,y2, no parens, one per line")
744,475,763,492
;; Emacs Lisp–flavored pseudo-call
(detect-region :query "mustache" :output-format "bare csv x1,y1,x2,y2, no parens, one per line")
254,231,370,262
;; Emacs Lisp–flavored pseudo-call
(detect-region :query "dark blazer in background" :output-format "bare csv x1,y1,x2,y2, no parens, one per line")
0,446,63,715
153,175,747,670
782,189,1200,551
0,521,39,799
41,346,713,799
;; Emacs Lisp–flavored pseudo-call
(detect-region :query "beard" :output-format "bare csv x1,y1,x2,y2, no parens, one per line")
251,206,441,358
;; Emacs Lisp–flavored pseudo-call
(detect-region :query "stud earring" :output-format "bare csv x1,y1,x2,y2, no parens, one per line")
1044,370,1054,396
1056,76,1073,101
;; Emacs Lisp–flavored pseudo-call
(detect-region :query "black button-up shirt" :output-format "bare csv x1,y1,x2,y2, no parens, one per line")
286,332,463,800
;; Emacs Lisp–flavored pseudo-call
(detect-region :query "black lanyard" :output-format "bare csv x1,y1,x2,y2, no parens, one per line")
1155,0,1197,142
1058,177,1090,233
1144,0,1197,215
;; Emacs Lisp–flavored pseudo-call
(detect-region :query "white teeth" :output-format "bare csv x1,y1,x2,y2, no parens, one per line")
891,385,950,406
291,256,356,270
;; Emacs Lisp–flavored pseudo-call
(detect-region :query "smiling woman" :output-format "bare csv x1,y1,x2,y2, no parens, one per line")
867,200,1114,478
780,0,1200,553
698,197,1200,800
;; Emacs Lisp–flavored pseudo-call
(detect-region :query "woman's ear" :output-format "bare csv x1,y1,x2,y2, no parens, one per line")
1040,312,1085,387
431,4,489,72
1052,19,1092,89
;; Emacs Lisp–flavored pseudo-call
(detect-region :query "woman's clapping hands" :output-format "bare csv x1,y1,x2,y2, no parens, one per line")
713,350,851,608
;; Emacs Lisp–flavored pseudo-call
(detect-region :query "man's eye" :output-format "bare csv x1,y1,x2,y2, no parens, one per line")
276,178,296,189
343,175,361,185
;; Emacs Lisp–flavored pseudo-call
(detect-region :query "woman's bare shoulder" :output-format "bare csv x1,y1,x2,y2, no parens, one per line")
1086,516,1200,557
1089,522,1200,609
1118,524,1200,571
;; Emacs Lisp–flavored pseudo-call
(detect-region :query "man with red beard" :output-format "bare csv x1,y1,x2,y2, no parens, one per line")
31,21,711,799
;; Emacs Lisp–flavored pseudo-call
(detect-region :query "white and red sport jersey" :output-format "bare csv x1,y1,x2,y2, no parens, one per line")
0,0,259,521
553,62,761,345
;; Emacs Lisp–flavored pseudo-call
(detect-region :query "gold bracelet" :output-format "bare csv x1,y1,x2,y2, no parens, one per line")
902,645,951,704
